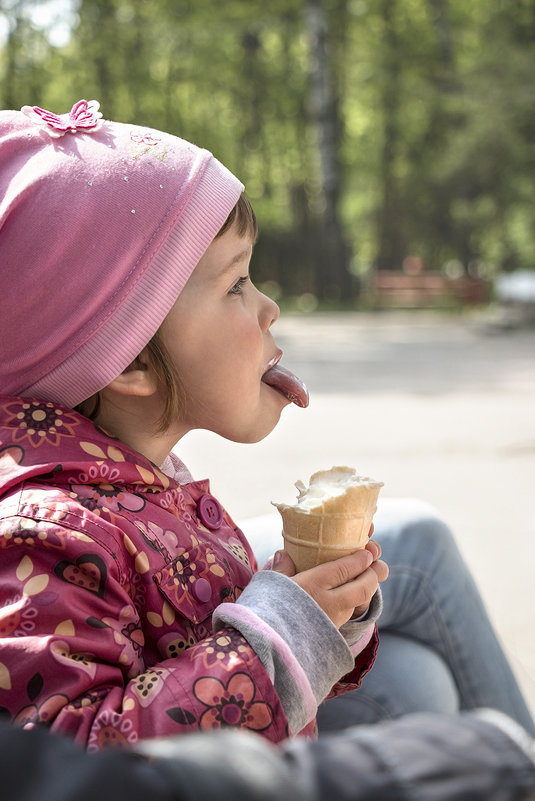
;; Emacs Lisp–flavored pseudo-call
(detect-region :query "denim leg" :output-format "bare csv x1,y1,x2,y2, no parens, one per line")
320,498,535,735
317,631,460,730
240,501,535,736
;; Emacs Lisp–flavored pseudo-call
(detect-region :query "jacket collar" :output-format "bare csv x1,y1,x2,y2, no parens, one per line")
0,395,191,498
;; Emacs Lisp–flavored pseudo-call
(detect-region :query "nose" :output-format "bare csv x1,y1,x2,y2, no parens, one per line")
258,287,280,331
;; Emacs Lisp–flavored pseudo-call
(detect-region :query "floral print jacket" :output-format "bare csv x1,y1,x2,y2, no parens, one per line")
0,397,378,750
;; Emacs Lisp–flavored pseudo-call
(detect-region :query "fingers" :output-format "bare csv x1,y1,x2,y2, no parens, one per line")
301,564,378,628
333,558,386,604
365,539,381,561
303,549,373,590
352,560,388,617
365,538,388,582
270,543,388,629
270,546,383,585
291,551,387,628
271,549,297,577
336,559,388,620
370,558,389,583
275,544,387,593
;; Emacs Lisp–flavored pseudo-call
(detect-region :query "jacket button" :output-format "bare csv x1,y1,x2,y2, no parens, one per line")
193,577,212,602
197,493,223,530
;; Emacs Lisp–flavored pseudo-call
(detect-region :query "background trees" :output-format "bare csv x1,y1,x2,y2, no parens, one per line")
1,0,534,304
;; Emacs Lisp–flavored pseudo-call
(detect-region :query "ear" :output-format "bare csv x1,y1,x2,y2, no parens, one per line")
105,350,159,398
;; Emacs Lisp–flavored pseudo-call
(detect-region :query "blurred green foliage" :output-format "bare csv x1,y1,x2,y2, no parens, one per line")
2,0,535,303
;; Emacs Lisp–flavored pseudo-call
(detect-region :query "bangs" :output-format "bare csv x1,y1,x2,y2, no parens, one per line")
216,193,258,241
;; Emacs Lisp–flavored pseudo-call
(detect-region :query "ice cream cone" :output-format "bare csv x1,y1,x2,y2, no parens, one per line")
272,466,383,572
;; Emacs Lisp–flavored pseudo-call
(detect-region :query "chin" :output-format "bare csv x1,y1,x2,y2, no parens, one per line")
221,411,284,445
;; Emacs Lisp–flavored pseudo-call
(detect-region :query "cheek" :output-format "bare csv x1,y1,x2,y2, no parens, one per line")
203,314,264,371
163,310,263,393
163,315,208,369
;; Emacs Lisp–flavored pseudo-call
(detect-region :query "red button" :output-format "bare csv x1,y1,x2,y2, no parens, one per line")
197,493,223,530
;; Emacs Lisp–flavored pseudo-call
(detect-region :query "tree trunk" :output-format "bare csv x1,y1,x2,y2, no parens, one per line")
427,0,454,80
305,0,352,301
77,0,116,113
374,0,406,271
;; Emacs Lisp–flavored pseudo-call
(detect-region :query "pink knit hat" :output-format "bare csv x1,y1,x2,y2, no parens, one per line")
0,100,244,407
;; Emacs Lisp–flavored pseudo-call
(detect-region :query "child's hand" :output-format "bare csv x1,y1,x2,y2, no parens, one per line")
272,539,388,629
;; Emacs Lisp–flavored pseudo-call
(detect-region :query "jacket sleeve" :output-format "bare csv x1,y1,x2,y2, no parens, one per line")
214,570,378,734
1,711,534,801
282,710,535,801
0,518,290,749
136,710,535,801
0,723,176,801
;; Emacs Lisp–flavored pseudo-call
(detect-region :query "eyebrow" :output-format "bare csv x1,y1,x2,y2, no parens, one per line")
216,247,252,278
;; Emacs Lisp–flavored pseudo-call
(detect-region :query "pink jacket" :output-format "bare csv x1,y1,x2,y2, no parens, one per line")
0,396,378,750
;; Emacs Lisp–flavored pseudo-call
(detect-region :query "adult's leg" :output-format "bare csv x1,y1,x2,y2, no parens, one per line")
319,499,535,735
317,631,460,729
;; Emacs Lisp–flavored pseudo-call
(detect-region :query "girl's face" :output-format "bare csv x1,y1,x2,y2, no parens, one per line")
159,222,291,443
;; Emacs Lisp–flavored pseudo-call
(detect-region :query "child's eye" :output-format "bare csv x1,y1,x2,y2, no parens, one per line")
229,276,249,295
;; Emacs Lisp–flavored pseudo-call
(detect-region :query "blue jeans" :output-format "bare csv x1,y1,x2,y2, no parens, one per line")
241,499,535,736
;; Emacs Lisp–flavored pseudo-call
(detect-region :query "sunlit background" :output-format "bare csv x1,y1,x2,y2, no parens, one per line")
2,0,535,713
2,0,535,309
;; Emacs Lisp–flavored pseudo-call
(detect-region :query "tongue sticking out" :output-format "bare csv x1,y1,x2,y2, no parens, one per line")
262,364,309,408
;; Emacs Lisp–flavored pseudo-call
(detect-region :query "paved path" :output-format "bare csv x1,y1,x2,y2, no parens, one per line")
178,310,535,715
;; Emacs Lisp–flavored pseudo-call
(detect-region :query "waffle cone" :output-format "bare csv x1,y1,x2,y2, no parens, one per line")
273,467,383,572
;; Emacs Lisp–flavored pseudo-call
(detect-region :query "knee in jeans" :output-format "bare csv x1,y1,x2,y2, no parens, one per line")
373,499,464,570
394,514,469,581
401,514,455,553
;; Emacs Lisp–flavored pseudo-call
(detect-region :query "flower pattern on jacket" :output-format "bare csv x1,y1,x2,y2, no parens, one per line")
4,400,80,448
0,594,37,637
193,629,255,672
0,396,376,750
193,673,273,731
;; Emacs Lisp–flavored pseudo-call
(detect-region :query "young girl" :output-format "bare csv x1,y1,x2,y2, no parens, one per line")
0,99,387,750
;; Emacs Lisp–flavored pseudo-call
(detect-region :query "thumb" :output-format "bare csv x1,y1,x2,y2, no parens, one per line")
271,549,296,576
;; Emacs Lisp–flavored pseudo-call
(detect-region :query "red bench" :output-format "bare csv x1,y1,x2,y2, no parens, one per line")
370,270,490,308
